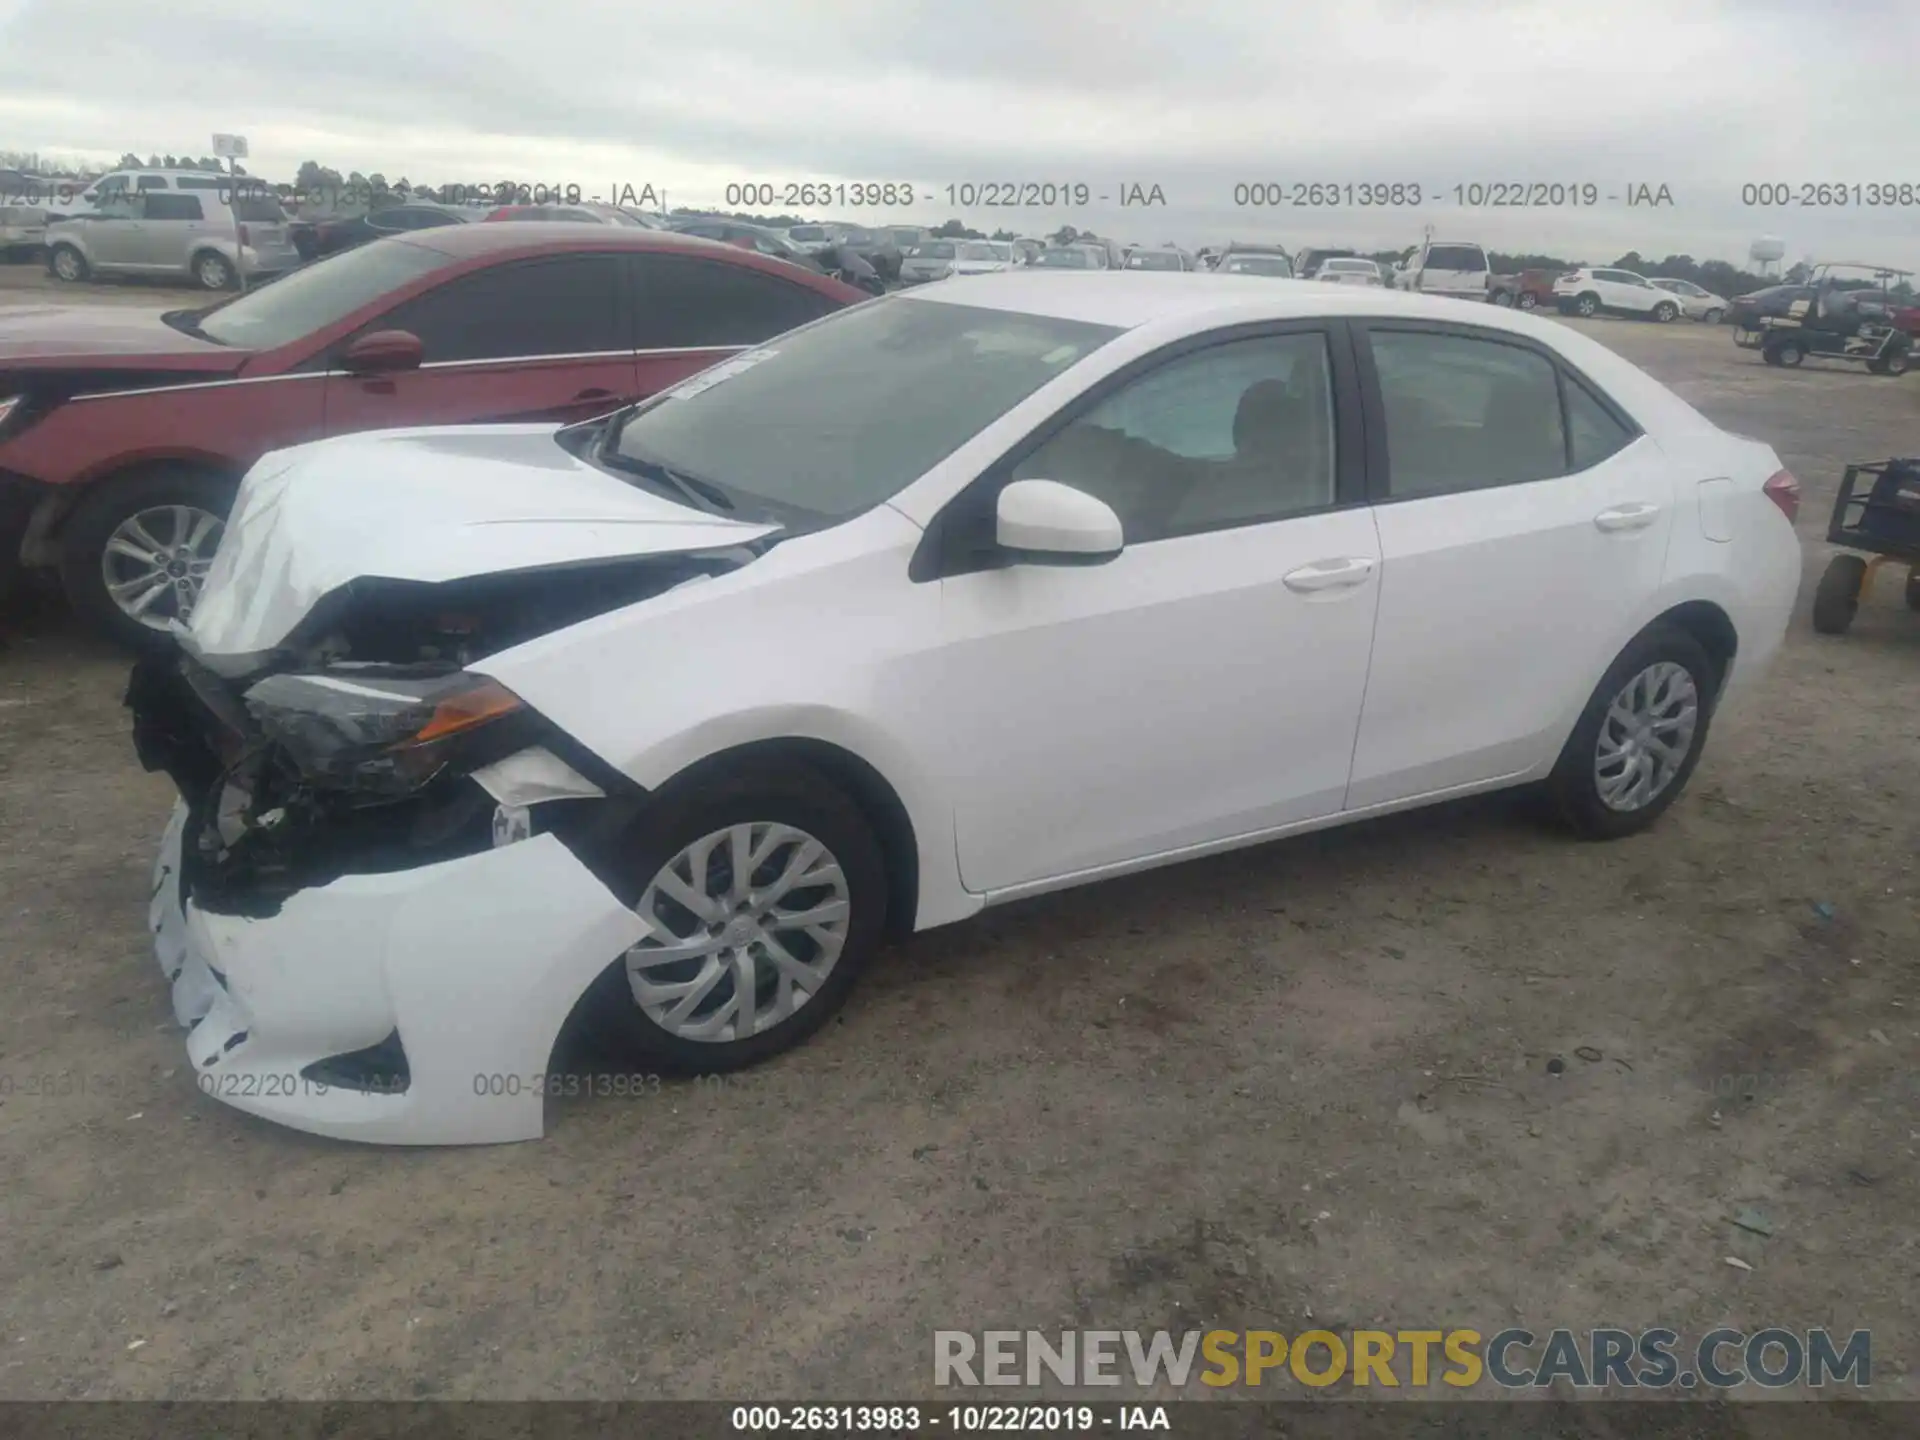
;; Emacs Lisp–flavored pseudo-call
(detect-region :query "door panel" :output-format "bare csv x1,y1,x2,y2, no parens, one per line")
1347,323,1674,808
323,354,641,436
941,509,1383,893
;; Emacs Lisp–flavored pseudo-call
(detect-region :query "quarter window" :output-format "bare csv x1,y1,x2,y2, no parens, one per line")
1012,333,1338,543
1564,378,1634,471
364,254,624,362
629,254,844,349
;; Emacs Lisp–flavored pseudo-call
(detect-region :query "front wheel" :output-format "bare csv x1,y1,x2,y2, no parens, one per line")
1774,341,1805,367
193,250,237,291
572,762,887,1074
1812,555,1867,634
1546,626,1716,839
1702,308,1724,325
58,467,235,651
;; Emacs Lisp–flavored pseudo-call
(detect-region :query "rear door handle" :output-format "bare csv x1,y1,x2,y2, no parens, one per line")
1595,502,1661,532
1283,556,1377,593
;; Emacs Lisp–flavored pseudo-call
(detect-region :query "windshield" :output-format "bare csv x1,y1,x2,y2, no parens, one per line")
1125,251,1182,270
787,226,829,243
1222,255,1291,276
191,238,453,348
1034,248,1091,268
913,241,956,260
608,297,1122,522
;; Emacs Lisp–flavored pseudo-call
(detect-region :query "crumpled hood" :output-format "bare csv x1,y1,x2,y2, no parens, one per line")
187,423,779,658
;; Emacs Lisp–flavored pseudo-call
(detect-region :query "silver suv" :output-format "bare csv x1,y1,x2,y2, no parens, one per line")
46,186,300,290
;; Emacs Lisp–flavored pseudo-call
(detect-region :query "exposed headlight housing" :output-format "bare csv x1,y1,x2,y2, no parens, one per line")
242,669,526,797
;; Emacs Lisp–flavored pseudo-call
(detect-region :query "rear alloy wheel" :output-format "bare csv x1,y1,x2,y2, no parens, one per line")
1652,300,1679,322
576,763,887,1073
49,244,89,282
58,468,234,650
1547,626,1715,839
1575,292,1600,317
1702,308,1724,325
1812,554,1868,634
1516,292,1539,310
193,251,237,291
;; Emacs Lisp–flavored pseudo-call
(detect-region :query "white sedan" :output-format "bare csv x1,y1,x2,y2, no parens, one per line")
134,275,1803,1145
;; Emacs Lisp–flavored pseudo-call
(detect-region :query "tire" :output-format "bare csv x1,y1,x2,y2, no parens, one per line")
192,250,236,291
1761,346,1783,366
1702,308,1724,325
1882,348,1910,377
1546,625,1718,840
57,467,236,652
572,761,888,1075
1775,341,1805,367
1575,292,1600,317
1652,301,1679,323
1811,555,1867,635
1491,289,1514,307
49,244,88,283
1517,292,1539,310
1905,567,1920,612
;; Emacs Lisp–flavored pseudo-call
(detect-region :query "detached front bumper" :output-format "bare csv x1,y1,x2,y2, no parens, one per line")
152,801,647,1145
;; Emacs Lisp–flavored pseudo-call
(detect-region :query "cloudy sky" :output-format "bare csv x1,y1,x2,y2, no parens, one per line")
4,0,1917,270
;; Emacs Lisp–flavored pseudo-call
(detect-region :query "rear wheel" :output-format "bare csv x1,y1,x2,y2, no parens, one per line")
1490,288,1514,307
192,250,236,291
1881,348,1910,377
1547,626,1716,839
49,244,88,282
573,762,887,1074
1516,292,1539,310
1575,292,1600,317
1702,307,1724,325
1652,300,1679,322
58,467,235,651
1774,341,1805,367
1811,555,1868,635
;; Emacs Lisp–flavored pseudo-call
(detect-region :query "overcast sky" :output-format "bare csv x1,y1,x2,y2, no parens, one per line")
4,0,1917,270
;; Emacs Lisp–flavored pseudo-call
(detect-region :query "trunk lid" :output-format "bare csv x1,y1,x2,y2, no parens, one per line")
186,423,780,659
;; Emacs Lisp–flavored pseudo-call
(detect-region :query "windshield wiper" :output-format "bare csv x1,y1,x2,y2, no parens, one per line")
595,443,735,513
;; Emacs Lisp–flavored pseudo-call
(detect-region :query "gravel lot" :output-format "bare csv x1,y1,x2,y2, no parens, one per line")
1,268,1917,1404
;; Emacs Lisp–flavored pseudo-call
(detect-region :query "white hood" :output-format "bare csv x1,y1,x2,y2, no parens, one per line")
187,423,778,658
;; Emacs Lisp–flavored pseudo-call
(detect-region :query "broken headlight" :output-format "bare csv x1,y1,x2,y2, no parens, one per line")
242,670,526,797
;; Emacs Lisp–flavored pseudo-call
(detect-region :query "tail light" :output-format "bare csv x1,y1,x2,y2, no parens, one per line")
1762,469,1800,523
237,224,251,246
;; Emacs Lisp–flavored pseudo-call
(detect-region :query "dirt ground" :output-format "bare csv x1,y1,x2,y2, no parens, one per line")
1,270,1916,1405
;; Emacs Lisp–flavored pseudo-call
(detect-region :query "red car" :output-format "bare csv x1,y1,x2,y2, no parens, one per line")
0,225,865,645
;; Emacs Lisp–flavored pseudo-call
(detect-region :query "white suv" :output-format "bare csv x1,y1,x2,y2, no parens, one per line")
1553,267,1683,322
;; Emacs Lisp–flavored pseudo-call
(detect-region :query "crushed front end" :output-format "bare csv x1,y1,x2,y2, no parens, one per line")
124,563,722,1144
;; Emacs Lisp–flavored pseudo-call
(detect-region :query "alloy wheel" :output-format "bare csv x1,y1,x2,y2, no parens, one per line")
625,822,852,1043
100,504,225,631
1593,662,1699,812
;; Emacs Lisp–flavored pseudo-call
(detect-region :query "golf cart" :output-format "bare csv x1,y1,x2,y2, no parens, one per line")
1734,263,1914,376
1811,458,1920,634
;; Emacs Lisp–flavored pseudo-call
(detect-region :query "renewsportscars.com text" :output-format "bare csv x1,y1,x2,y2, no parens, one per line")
934,1327,1870,1391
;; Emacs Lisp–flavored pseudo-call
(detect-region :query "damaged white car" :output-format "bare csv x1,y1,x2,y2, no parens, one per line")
133,274,1802,1145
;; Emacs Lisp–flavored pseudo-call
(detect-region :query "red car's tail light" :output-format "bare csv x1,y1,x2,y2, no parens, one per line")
1763,469,1800,523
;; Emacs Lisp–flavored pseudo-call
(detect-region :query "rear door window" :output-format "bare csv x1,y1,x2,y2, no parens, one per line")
628,253,846,349
143,194,205,221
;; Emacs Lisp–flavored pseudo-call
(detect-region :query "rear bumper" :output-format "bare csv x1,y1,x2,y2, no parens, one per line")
152,800,649,1145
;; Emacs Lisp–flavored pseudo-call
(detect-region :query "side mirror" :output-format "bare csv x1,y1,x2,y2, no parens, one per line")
995,479,1123,564
342,329,424,375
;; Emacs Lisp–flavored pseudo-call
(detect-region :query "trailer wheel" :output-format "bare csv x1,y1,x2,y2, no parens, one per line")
1882,348,1910,377
1812,555,1867,635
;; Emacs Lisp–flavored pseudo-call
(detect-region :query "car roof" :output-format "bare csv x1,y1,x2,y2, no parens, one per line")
389,223,763,260
896,269,1569,330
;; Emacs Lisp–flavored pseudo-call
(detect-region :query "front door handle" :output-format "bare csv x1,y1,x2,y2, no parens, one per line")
1283,556,1377,593
573,387,616,402
1595,502,1661,532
